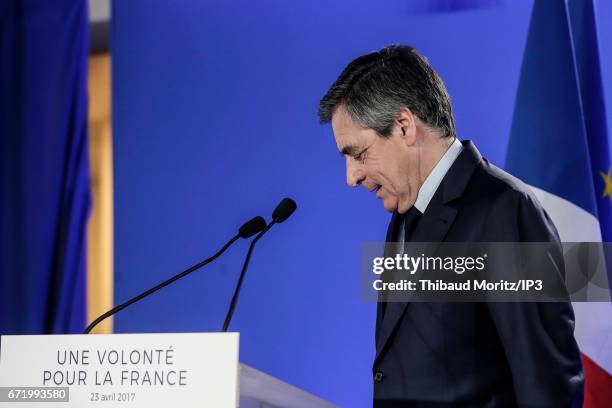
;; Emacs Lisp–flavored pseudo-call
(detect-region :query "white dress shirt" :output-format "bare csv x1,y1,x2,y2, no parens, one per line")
396,138,463,245
413,137,463,213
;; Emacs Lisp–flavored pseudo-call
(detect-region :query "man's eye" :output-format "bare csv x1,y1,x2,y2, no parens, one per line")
355,150,366,161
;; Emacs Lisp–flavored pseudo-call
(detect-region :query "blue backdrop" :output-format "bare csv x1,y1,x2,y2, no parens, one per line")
111,1,612,406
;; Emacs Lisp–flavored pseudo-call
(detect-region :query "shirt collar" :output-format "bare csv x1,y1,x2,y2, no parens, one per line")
413,137,463,213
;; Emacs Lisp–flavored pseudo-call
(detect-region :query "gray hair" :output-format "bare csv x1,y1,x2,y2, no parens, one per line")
318,44,456,139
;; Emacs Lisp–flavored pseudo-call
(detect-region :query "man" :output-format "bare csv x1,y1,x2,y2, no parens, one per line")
318,45,583,407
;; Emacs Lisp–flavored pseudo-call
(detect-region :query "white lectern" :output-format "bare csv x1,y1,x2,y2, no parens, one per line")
239,363,335,408
0,333,337,408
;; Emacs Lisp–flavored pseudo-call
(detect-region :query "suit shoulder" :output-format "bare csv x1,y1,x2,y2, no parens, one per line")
466,158,560,242
469,158,542,208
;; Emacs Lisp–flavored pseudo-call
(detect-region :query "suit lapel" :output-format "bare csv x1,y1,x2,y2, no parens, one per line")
374,204,457,363
374,140,482,365
375,211,404,347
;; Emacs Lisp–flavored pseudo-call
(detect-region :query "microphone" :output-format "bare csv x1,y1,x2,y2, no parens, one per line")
272,197,297,223
239,216,267,238
222,198,297,332
84,216,267,334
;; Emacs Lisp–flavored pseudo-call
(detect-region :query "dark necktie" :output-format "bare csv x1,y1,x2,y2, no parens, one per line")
380,206,423,321
403,206,422,242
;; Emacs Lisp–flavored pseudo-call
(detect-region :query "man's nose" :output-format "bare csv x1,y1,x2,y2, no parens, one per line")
346,159,365,187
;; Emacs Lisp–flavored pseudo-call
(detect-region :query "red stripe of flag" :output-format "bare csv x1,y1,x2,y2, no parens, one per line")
582,353,612,407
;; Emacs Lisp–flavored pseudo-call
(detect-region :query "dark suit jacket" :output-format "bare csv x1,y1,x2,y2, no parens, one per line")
373,141,584,407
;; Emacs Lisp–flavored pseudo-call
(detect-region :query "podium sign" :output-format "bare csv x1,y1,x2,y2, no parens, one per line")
0,333,239,407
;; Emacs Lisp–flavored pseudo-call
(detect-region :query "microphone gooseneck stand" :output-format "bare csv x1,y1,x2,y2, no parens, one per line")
84,216,267,334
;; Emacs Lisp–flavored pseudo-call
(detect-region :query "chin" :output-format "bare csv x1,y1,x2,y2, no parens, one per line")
396,199,415,214
382,198,398,213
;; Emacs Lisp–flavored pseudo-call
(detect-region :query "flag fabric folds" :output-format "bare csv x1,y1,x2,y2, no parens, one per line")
0,0,91,334
506,0,612,406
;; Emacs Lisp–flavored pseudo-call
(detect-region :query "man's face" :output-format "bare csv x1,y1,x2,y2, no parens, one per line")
331,107,420,214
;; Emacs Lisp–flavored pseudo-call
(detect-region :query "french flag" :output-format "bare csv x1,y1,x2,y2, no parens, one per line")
505,0,612,406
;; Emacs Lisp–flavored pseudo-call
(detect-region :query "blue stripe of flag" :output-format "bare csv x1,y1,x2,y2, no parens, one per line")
506,0,598,219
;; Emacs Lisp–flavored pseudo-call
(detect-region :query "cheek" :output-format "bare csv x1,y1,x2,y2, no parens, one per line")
383,168,406,194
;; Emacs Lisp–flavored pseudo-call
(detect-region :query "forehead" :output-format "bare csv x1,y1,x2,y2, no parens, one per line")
331,107,375,153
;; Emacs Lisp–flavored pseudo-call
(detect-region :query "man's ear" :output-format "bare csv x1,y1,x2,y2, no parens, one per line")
395,107,417,146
